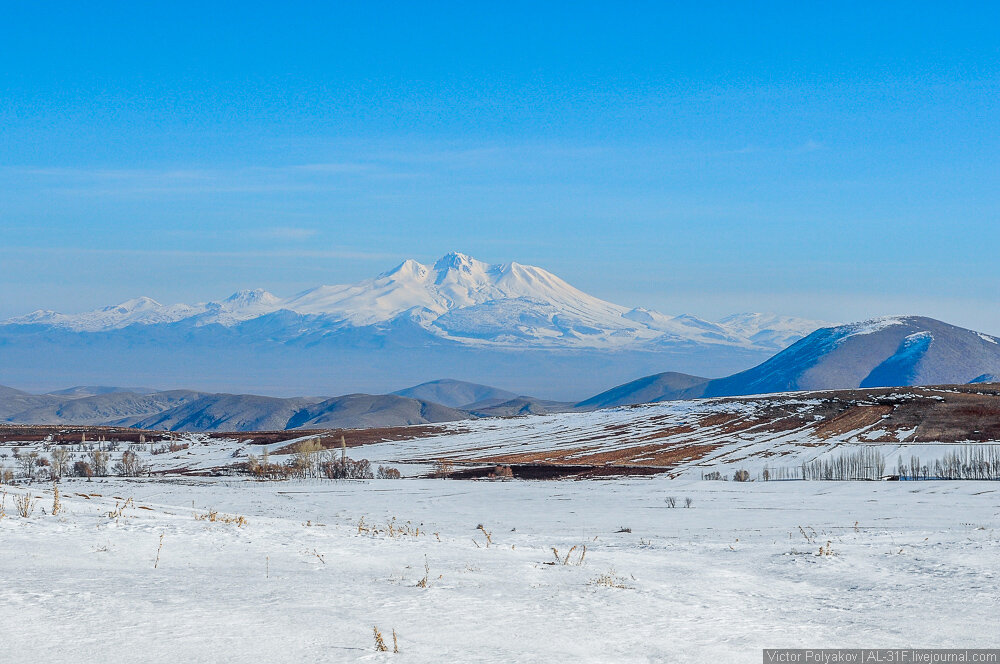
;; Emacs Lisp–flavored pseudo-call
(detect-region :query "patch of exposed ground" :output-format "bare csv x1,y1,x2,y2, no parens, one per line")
255,424,467,454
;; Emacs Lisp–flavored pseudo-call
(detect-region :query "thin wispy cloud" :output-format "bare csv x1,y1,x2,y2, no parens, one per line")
0,162,399,197
255,226,319,240
0,246,398,261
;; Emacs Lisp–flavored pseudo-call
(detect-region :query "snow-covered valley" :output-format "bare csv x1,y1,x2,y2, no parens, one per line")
3,383,1000,661
1,476,996,662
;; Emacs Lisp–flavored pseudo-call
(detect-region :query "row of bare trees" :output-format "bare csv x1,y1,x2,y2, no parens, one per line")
709,445,1000,481
802,447,887,481
244,438,400,480
897,446,1000,480
1,447,147,481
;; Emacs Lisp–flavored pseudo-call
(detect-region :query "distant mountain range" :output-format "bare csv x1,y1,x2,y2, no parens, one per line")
2,315,1000,431
0,381,489,431
7,252,823,351
0,253,826,397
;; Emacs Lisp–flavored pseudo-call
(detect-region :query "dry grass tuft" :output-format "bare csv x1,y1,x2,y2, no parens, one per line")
195,509,247,527
590,568,632,589
357,516,420,538
372,625,400,653
107,497,134,521
415,555,430,588
551,545,587,565
51,483,61,516
15,492,36,518
373,626,388,652
154,533,165,568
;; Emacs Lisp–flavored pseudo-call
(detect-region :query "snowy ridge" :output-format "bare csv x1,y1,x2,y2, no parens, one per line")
2,252,828,351
836,315,907,343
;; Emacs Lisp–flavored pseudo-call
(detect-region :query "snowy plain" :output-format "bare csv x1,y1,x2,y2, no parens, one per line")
1,475,997,663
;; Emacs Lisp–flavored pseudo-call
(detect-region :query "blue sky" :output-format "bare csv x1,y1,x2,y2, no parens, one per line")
2,2,999,330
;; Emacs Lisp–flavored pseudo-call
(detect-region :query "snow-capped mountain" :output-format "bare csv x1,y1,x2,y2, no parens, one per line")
4,252,827,351
691,315,1000,398
0,253,835,397
576,316,1000,407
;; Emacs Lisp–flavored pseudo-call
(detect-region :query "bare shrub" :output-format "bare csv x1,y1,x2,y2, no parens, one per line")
245,453,293,480
490,465,513,480
319,456,374,480
88,450,110,477
684,497,693,508
432,459,455,478
15,492,35,518
73,460,94,480
50,447,72,479
114,451,148,477
16,451,39,480
377,466,402,479
293,439,323,478
151,443,189,455
733,469,751,482
665,496,676,508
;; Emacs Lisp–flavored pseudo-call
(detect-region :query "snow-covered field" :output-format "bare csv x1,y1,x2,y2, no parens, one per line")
1,475,997,662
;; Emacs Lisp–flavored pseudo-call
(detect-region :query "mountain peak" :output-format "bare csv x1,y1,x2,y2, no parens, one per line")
223,289,279,308
382,258,429,280
433,252,477,272
104,296,162,313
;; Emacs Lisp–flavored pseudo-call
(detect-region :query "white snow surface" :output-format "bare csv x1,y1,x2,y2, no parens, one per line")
0,476,996,662
3,252,828,350
836,316,907,341
3,390,999,660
